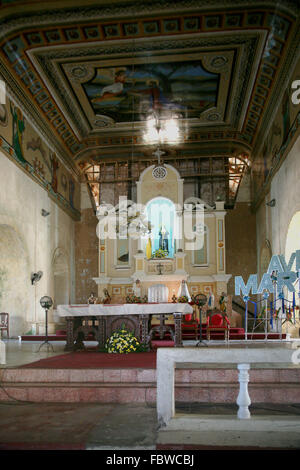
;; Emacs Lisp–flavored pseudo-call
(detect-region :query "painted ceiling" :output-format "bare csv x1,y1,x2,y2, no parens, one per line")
0,0,299,205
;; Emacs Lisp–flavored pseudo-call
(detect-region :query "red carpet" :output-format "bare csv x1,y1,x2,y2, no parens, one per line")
21,351,157,369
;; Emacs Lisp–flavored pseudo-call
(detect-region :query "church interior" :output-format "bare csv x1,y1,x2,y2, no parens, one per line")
0,0,300,451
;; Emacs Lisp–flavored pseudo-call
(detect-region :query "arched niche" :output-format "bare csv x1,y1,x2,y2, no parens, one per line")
0,224,29,336
146,196,177,258
52,248,70,308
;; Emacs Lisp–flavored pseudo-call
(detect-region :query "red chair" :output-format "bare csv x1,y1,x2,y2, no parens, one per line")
206,310,230,341
181,309,199,340
0,313,9,338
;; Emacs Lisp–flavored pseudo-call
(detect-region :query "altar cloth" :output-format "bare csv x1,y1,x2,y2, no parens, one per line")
57,303,193,317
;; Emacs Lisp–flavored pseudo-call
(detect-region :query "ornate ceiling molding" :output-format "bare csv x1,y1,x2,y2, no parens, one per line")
28,31,264,141
0,0,298,171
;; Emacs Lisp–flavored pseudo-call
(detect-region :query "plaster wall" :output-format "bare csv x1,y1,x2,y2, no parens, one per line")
0,150,75,336
184,215,217,276
255,135,300,265
138,165,180,205
269,135,300,256
74,185,98,304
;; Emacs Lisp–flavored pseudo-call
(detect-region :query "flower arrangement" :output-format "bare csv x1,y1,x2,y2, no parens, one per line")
105,325,147,354
177,295,189,303
152,248,168,259
190,293,207,307
126,294,148,304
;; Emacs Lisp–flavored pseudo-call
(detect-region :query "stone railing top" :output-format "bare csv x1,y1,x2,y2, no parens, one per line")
157,346,297,365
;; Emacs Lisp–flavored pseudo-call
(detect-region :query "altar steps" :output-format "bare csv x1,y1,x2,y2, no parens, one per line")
20,329,286,342
0,361,298,404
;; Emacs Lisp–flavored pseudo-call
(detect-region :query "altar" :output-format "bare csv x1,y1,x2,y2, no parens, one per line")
92,163,232,323
57,302,193,351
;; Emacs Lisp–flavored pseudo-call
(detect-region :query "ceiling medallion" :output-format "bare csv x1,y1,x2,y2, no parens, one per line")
152,147,167,180
94,115,114,128
71,66,87,79
152,165,167,180
210,56,228,68
207,112,221,121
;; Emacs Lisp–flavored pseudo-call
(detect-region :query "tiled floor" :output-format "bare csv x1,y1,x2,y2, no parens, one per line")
0,340,300,450
0,402,300,450
0,339,73,368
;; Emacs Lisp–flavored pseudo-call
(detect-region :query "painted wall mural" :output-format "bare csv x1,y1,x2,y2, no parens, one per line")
83,61,219,123
10,102,26,164
0,99,80,219
0,104,8,126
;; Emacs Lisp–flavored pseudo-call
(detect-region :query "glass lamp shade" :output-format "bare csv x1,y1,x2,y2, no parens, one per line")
40,296,53,309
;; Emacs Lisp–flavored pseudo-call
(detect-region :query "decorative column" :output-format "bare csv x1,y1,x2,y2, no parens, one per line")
133,252,145,280
174,251,186,274
173,313,183,347
215,201,226,274
213,202,231,304
95,204,111,296
64,316,75,351
236,363,251,419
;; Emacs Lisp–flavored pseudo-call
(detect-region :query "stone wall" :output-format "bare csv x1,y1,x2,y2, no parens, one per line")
225,202,257,296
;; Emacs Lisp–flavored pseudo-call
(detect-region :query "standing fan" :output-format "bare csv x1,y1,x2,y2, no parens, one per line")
31,271,43,285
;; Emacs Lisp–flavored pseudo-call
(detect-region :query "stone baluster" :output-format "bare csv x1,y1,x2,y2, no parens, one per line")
236,363,251,419
0,338,6,365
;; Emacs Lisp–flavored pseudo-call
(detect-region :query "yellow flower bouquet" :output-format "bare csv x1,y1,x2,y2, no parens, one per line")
105,324,147,354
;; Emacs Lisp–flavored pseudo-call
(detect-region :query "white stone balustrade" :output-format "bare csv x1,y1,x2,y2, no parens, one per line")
0,339,6,365
157,347,296,427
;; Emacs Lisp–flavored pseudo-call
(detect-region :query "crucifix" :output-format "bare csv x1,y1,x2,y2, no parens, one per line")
156,262,164,275
153,148,165,166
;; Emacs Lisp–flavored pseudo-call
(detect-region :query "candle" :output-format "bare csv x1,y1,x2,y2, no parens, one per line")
270,301,273,328
282,292,285,314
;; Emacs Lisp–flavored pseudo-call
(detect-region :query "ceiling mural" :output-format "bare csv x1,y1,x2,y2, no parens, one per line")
0,0,299,208
63,48,232,134
82,60,219,123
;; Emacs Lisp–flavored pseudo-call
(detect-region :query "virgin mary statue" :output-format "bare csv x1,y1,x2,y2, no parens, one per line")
159,225,169,252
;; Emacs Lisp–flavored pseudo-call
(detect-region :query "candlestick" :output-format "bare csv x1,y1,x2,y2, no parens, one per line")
270,301,273,328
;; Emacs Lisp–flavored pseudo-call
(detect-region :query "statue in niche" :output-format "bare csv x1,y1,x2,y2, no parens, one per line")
159,225,169,252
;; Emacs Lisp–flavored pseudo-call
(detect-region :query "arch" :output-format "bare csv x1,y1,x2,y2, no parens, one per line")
52,247,70,308
0,224,29,336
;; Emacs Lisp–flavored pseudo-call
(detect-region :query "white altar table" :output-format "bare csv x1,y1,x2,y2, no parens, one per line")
57,303,193,351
